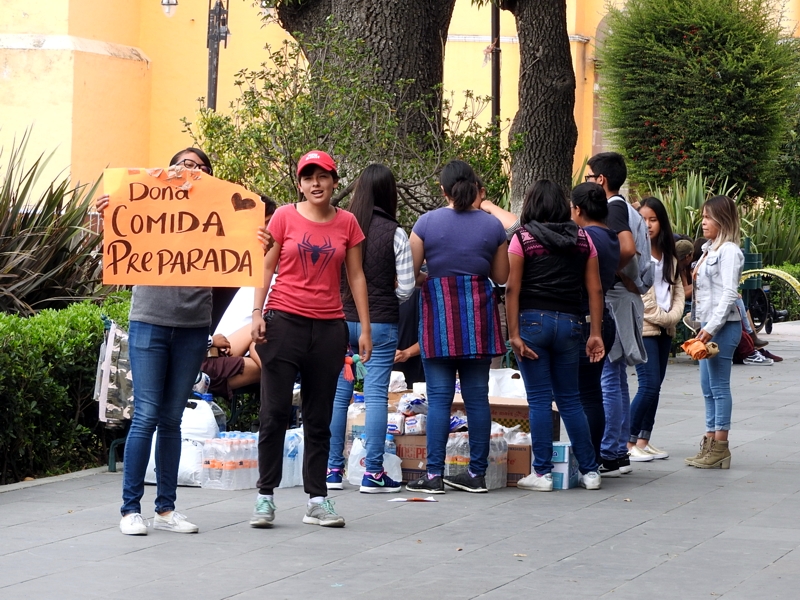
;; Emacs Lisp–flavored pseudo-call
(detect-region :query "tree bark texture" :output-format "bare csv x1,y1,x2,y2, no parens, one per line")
277,0,457,139
504,0,578,211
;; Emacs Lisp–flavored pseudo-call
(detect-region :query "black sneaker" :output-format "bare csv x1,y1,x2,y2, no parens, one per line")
443,471,488,493
406,474,445,494
618,455,632,474
599,458,621,478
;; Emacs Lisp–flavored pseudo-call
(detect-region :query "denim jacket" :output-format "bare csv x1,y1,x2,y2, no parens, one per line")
693,241,744,336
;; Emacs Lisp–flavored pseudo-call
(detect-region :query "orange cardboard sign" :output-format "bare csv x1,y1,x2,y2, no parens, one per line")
102,167,264,287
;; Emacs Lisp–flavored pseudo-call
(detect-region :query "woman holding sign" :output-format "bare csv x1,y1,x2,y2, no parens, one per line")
250,150,372,529
99,148,217,536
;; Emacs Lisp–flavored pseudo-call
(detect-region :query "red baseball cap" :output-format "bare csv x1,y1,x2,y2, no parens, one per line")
296,150,338,178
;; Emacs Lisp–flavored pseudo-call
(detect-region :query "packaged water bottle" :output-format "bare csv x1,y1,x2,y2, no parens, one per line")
385,434,397,455
202,438,216,488
282,431,301,487
201,393,227,432
221,437,235,490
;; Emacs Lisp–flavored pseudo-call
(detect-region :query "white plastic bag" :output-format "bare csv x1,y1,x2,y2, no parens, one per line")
181,399,220,441
347,437,367,485
389,371,407,392
278,428,304,488
144,437,204,487
488,368,526,398
383,452,403,483
347,438,402,485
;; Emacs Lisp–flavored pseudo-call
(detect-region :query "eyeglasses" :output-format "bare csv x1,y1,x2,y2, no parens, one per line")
175,158,211,174
584,174,599,182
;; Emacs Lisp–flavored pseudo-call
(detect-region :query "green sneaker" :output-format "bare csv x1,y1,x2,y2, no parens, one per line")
250,496,276,528
302,499,345,527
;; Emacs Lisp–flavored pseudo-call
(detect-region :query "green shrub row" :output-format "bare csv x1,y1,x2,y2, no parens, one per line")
0,293,130,484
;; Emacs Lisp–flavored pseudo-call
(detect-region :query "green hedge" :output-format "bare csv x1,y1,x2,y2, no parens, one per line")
0,292,130,484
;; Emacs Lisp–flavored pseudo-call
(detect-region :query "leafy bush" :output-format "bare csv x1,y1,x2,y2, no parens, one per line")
0,293,131,484
183,20,519,226
0,133,106,315
598,0,800,195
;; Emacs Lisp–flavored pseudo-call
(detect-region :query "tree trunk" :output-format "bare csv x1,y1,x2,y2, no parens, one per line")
504,0,577,212
277,0,457,138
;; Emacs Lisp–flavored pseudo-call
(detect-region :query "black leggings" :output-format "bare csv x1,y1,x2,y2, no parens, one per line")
255,310,348,497
578,310,616,463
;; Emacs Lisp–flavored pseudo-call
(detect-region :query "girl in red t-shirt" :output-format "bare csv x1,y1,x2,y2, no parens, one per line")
249,151,372,529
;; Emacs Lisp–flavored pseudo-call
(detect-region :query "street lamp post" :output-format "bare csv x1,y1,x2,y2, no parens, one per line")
159,0,230,111
206,0,230,111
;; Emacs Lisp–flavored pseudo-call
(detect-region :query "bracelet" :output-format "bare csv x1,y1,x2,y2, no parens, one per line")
252,308,261,313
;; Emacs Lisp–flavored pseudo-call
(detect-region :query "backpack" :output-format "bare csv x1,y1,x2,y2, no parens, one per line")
609,195,654,294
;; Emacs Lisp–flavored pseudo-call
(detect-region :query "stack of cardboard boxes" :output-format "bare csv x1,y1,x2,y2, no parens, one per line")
390,394,566,487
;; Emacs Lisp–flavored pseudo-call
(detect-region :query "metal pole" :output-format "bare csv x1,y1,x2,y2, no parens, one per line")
207,0,229,111
491,2,501,130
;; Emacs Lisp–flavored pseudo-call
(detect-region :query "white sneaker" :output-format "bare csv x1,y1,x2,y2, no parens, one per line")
153,510,199,533
643,444,669,459
517,472,553,492
579,471,602,490
120,513,148,535
628,445,655,462
743,352,773,366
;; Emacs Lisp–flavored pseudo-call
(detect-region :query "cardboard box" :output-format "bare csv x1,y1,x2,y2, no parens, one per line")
452,395,560,439
550,441,579,490
507,443,532,487
394,434,427,483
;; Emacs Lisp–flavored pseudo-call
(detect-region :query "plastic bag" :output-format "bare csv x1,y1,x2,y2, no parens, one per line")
488,368,526,399
347,437,367,485
389,371,407,392
347,438,403,485
278,428,304,488
181,399,220,442
145,437,204,487
398,393,428,416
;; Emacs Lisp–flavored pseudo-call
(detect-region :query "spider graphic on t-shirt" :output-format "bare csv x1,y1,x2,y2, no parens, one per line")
297,233,336,281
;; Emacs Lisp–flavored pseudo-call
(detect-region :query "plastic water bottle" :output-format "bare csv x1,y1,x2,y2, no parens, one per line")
202,438,216,488
201,393,227,432
385,434,397,455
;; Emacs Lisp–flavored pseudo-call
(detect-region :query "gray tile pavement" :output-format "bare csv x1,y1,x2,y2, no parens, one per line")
2,323,800,599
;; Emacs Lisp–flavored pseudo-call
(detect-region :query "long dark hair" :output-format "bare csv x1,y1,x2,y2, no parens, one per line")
440,160,477,211
520,180,570,225
349,164,398,249
639,196,678,285
169,147,213,176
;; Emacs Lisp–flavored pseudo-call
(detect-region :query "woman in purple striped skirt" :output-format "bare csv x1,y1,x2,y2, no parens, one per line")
406,160,509,494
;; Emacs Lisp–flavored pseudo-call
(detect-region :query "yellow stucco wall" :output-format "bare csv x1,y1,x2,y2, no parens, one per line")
4,0,800,195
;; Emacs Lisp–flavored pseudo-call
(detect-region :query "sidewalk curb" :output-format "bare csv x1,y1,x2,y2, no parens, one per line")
0,465,118,494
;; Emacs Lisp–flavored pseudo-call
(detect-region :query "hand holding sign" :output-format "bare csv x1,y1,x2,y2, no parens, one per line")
102,166,264,287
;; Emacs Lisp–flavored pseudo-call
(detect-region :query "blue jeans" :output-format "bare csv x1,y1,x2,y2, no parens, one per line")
329,321,398,473
579,310,616,463
121,321,208,516
516,310,598,475
601,357,631,460
630,333,672,442
423,357,492,476
700,320,740,431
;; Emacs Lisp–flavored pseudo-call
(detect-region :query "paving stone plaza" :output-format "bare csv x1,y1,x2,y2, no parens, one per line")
2,323,799,599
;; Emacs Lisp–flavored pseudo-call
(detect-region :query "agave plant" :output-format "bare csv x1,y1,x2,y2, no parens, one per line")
0,133,105,315
647,172,740,239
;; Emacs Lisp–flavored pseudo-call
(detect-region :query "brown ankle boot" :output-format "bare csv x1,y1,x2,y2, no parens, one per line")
692,440,731,469
684,436,711,465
